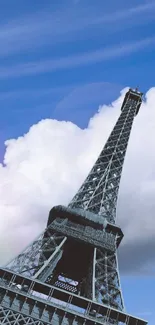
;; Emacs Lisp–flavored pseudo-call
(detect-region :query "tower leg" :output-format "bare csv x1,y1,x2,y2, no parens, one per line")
95,249,124,311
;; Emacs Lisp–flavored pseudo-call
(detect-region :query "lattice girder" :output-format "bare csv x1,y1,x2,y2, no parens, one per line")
0,268,147,325
69,90,143,224
94,248,123,310
7,228,66,278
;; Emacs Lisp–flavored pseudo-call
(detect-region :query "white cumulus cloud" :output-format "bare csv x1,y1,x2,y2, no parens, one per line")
0,87,155,274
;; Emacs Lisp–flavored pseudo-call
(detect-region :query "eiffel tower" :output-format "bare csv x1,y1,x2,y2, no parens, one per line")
0,88,147,324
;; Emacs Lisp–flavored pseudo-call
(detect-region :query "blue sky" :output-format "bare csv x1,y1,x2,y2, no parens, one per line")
0,0,154,323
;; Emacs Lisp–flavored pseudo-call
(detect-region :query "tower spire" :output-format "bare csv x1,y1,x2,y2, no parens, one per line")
69,88,143,224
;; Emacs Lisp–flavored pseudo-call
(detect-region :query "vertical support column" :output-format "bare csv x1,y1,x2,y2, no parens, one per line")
92,248,96,301
94,247,124,311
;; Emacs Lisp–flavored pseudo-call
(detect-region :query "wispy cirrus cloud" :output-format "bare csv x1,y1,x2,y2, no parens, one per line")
0,85,73,102
96,2,155,23
0,36,154,79
0,2,155,57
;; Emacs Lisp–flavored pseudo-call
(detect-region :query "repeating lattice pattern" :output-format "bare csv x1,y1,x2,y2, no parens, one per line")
7,226,66,278
69,92,142,224
0,285,146,325
95,248,124,310
0,307,48,325
0,306,131,325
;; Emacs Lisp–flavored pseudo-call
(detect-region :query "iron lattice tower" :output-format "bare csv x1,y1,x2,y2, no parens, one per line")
0,89,147,325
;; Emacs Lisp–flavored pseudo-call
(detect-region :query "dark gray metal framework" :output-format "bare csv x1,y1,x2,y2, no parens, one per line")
0,89,147,324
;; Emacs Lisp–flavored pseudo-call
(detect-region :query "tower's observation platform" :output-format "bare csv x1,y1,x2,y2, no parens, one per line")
47,205,124,252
